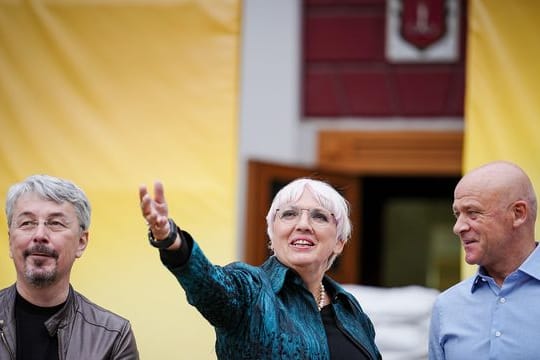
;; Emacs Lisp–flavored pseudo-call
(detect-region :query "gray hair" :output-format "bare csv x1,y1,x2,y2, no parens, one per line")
266,178,352,243
5,174,91,231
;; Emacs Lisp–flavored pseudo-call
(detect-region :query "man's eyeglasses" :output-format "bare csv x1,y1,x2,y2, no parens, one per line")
276,206,335,227
14,219,74,232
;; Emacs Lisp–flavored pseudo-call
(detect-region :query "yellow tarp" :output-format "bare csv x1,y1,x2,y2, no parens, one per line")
463,0,540,277
0,1,240,358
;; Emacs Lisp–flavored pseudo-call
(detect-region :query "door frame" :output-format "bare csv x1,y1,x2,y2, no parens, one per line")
245,160,362,283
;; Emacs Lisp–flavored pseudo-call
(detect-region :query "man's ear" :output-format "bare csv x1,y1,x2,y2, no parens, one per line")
8,231,13,259
512,200,528,227
76,231,89,258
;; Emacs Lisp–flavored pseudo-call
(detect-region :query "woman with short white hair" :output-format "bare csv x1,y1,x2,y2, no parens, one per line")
140,177,380,359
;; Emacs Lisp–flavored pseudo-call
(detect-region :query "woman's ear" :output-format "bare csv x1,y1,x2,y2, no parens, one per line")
333,238,345,256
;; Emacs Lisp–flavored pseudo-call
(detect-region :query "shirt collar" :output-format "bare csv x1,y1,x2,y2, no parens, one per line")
470,242,540,292
471,272,489,292
518,242,540,280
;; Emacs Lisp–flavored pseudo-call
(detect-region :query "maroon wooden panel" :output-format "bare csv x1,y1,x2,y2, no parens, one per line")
304,70,342,116
341,70,395,116
304,15,385,61
305,0,384,5
302,0,467,118
394,69,452,116
445,69,466,115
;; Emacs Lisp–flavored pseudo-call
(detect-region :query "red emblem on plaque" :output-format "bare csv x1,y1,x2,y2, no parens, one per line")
399,0,447,50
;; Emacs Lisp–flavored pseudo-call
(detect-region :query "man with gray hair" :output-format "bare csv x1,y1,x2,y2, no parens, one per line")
0,175,139,359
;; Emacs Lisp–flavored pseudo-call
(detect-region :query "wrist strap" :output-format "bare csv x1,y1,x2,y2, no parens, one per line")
148,219,178,249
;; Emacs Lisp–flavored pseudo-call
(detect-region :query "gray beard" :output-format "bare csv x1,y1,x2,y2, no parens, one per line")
26,270,57,288
24,259,57,288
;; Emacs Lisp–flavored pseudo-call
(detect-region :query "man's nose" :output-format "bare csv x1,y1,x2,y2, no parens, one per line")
453,215,469,235
32,222,50,241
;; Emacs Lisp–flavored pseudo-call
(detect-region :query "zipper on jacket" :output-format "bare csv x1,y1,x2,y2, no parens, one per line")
57,326,65,360
0,319,15,360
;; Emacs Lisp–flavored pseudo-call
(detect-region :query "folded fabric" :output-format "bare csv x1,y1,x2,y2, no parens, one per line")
344,285,439,320
343,284,439,360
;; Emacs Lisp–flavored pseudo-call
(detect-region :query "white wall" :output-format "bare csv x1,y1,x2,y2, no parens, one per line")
239,0,302,166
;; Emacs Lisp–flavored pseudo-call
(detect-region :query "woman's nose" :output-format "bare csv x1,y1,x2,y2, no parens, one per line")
295,210,312,229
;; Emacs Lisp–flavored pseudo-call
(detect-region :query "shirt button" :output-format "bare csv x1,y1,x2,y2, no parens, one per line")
500,297,506,303
495,331,502,337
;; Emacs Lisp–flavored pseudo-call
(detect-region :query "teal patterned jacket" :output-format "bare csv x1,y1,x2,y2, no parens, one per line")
159,230,381,360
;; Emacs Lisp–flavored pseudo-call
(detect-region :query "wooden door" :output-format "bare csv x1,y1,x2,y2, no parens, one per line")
245,160,362,284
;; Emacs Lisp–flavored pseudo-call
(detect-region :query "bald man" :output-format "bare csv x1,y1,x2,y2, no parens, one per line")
429,161,539,360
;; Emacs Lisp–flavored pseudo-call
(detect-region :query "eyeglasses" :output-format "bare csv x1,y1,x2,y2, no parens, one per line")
276,206,335,226
14,219,74,233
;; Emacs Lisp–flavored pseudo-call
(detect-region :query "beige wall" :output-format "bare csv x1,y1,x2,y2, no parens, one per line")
0,2,239,359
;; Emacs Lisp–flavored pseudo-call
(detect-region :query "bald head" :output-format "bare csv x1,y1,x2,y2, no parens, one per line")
456,161,537,223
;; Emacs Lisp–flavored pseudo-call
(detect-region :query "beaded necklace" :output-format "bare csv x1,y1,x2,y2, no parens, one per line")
317,283,326,311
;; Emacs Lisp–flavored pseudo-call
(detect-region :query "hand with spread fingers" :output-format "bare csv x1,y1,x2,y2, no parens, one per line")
139,181,179,250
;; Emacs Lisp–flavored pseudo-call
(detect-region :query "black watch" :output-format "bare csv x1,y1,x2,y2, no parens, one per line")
148,219,178,249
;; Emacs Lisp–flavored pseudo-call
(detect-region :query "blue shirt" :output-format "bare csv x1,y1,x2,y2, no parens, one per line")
429,243,540,360
160,231,381,360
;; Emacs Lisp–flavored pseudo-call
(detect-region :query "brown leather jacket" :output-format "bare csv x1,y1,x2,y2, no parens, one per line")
0,284,139,360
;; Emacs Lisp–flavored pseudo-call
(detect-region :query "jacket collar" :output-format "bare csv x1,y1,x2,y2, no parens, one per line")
260,256,357,309
1,283,75,337
0,285,17,329
261,255,293,294
44,285,75,336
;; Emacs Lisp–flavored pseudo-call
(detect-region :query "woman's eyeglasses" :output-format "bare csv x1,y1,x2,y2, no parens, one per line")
276,206,335,226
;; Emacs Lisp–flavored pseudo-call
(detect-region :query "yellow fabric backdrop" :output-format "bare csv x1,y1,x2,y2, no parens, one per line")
463,0,540,276
0,1,240,358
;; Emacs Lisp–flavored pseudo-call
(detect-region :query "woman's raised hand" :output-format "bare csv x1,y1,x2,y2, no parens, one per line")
139,181,171,240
